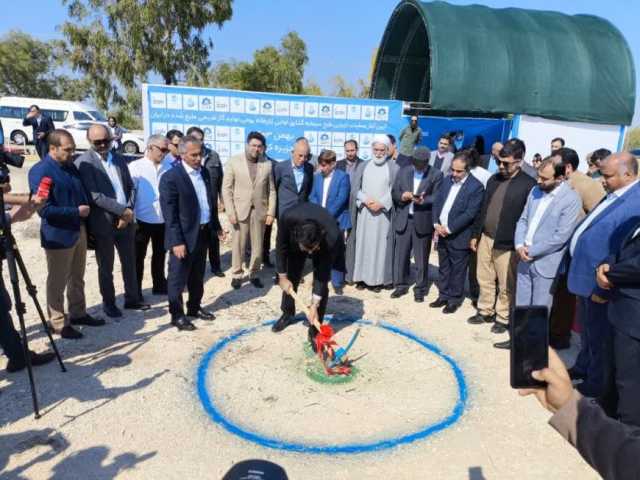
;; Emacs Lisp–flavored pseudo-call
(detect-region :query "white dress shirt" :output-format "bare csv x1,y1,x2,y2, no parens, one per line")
569,180,638,256
634,227,640,239
102,152,127,205
439,175,468,231
129,156,172,223
321,171,334,208
522,187,558,247
470,166,491,187
183,163,211,225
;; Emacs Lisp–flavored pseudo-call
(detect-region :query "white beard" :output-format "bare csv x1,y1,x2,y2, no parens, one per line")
372,154,387,166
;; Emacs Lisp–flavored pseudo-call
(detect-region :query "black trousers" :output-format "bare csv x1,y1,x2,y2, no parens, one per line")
94,224,140,306
280,253,329,333
263,223,273,261
167,225,209,318
0,270,23,362
437,238,470,306
207,229,221,272
602,325,640,428
135,221,167,296
393,217,431,295
468,250,480,300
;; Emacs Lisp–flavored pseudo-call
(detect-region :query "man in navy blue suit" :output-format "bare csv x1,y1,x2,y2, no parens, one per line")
273,138,314,218
160,135,223,331
597,215,640,427
432,151,484,313
567,152,640,398
22,105,55,159
309,150,350,294
29,129,104,339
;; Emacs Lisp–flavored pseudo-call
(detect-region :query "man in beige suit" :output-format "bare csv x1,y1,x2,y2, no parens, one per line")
222,131,276,289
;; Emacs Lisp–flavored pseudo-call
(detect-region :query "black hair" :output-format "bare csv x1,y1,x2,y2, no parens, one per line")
555,147,580,171
500,138,526,160
166,129,184,141
540,155,565,179
108,115,117,123
186,126,204,137
247,131,266,146
453,149,473,171
472,135,485,156
29,104,40,111
551,137,566,147
387,134,396,145
591,148,611,163
439,134,451,144
344,139,358,149
293,219,325,250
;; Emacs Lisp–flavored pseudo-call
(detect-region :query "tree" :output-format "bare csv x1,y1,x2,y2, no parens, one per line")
303,80,323,96
330,75,355,98
625,127,640,150
198,31,309,95
0,30,90,100
61,0,233,109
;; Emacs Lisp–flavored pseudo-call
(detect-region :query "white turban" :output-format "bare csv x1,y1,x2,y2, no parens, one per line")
371,134,390,148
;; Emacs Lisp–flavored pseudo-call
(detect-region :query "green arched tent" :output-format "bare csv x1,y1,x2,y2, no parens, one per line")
371,1,636,125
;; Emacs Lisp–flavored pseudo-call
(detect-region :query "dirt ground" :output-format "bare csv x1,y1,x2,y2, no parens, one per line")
0,161,598,479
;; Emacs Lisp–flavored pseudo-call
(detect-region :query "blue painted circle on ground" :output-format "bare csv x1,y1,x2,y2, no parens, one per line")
197,319,468,454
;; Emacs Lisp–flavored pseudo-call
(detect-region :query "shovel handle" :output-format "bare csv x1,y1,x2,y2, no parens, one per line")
287,288,322,330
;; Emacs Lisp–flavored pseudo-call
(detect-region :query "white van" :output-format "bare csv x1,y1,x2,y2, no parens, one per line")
0,96,144,154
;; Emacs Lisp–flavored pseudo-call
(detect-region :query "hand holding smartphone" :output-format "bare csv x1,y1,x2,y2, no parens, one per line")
510,306,549,389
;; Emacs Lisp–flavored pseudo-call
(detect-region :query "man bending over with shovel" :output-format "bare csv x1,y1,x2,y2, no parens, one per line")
273,202,344,350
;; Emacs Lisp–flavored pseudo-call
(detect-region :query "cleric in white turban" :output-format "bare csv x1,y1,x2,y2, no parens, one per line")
345,133,399,290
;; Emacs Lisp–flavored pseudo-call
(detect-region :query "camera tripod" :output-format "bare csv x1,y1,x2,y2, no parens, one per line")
1,201,66,419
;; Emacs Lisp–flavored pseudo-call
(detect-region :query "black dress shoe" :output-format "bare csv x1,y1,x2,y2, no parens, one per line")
59,325,84,339
124,302,151,311
370,285,382,293
567,367,586,380
467,313,494,325
171,316,196,331
414,294,424,303
308,325,319,353
471,299,478,309
152,286,168,295
187,308,215,320
6,350,56,373
390,288,409,298
550,337,571,350
333,286,344,295
250,278,264,288
429,298,448,308
103,304,122,318
210,269,226,278
263,259,274,268
231,278,242,289
443,304,459,314
272,314,294,333
356,282,366,290
491,322,508,334
70,314,106,327
493,339,511,349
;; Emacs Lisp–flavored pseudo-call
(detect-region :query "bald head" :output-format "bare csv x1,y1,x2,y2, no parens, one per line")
599,152,638,193
87,123,112,157
491,142,503,158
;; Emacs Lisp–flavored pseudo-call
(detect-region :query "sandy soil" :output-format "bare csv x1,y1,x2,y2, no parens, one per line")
0,161,599,479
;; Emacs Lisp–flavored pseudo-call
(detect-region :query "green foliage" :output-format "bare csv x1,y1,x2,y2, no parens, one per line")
110,88,143,130
303,80,323,96
625,127,640,150
0,30,91,100
61,0,233,109
199,32,309,94
329,75,370,98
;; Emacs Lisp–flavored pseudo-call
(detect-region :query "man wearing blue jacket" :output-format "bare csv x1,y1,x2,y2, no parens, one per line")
29,129,104,339
309,150,350,294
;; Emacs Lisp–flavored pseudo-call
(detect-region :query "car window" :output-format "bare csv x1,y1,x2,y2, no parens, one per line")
88,110,107,121
73,111,93,121
42,109,69,122
0,106,29,118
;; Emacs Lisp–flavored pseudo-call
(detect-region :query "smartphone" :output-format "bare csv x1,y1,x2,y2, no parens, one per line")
510,306,549,389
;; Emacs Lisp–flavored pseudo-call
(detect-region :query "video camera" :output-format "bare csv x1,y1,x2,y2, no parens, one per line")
0,120,25,184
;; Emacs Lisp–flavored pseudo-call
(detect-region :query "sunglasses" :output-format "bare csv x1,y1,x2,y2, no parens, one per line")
152,145,169,154
91,139,111,146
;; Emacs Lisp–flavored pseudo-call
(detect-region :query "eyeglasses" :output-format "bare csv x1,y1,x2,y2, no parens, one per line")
151,145,169,154
91,139,111,146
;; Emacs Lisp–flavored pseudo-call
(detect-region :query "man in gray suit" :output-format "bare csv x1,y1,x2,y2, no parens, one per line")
76,124,149,317
429,135,453,175
513,157,581,313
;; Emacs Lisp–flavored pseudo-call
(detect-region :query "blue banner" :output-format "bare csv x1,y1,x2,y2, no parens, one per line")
417,116,512,155
142,84,405,163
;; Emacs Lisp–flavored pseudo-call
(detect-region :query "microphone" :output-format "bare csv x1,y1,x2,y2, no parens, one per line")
36,176,53,200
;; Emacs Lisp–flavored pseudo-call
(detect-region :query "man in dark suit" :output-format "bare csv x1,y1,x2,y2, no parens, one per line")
22,105,55,159
273,138,314,218
432,151,485,313
272,203,343,348
187,127,225,277
75,124,148,318
336,139,363,180
160,135,222,331
309,150,351,294
391,146,443,302
479,141,502,174
597,218,640,427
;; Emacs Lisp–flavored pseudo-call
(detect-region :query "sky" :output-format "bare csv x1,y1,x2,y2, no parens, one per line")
2,0,638,125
